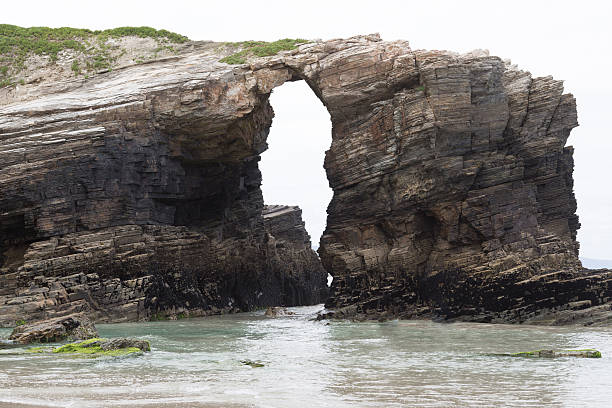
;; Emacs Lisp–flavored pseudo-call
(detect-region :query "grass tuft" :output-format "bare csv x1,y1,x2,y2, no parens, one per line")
220,38,309,65
71,60,80,76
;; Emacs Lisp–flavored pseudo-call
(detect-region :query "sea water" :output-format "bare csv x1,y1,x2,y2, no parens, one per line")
1,305,611,407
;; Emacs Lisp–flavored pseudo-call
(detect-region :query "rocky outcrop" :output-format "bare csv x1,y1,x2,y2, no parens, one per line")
9,313,98,344
0,215,327,325
264,306,296,317
263,205,311,248
314,44,612,325
0,31,609,325
46,337,150,356
263,205,329,305
94,337,150,352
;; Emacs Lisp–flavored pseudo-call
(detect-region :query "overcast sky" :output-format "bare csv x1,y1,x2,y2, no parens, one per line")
4,0,610,259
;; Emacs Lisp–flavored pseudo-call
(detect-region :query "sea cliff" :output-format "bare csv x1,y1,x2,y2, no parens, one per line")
0,27,609,325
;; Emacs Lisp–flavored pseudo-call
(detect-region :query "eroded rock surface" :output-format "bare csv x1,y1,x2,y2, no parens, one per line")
264,306,296,317
1,33,610,325
9,313,98,344
263,205,328,305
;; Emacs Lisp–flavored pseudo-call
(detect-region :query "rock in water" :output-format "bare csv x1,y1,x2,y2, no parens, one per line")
508,349,602,358
0,339,20,349
99,338,151,352
9,313,98,344
264,306,295,317
51,338,150,356
241,359,265,368
263,205,329,305
0,30,610,325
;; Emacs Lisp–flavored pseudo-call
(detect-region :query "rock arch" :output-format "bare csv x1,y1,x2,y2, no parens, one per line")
0,34,609,325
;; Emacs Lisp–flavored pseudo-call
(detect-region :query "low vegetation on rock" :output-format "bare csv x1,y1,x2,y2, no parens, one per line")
219,39,308,64
28,337,151,357
0,24,189,87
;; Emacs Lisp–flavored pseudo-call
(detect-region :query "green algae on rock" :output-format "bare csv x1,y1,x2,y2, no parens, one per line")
50,338,150,357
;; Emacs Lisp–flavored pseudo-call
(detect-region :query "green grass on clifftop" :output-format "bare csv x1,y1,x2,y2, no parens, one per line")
220,39,309,64
0,24,189,87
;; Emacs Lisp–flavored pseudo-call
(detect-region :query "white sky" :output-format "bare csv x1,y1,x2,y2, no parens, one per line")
4,0,610,258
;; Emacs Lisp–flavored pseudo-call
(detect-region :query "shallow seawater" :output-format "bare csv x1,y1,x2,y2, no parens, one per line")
1,305,611,407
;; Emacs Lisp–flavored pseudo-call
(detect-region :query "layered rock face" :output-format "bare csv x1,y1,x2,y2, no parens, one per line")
0,33,609,326
315,43,611,325
263,205,328,305
9,313,97,344
0,39,329,325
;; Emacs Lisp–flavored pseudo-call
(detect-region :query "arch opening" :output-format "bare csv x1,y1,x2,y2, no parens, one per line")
260,80,332,250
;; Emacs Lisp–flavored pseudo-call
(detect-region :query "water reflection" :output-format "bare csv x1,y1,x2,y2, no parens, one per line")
0,306,611,407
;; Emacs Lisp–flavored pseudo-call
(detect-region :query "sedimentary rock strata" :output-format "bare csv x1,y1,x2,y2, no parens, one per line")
1,32,610,325
9,313,97,344
263,205,329,305
0,217,327,325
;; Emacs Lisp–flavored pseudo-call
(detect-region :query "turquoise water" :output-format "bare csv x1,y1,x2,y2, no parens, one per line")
1,305,611,407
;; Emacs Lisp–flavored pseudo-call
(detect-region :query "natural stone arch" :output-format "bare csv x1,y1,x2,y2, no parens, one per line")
0,34,609,326
252,37,598,323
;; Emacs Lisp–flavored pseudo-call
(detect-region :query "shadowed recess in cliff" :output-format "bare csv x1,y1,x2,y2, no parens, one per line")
260,81,332,250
